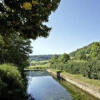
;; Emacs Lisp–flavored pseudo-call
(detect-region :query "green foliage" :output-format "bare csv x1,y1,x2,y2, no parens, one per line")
58,53,70,63
50,54,70,70
50,59,100,80
90,42,100,59
83,60,100,79
0,0,61,99
75,49,86,60
50,42,100,80
50,55,59,64
70,42,100,60
0,0,61,39
0,64,27,100
0,33,32,74
0,35,4,46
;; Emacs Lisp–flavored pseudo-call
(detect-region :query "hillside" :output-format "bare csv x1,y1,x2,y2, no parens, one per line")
70,42,100,60
30,54,61,61
30,55,53,61
50,42,100,80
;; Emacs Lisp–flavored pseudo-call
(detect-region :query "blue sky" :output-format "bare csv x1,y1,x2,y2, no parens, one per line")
31,0,100,55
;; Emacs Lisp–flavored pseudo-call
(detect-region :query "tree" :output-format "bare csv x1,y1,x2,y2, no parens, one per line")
0,33,32,74
58,53,70,63
50,55,59,63
75,49,86,60
0,0,60,39
90,42,100,59
0,35,4,46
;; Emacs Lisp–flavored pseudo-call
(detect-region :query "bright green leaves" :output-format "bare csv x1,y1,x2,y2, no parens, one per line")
23,2,32,10
90,42,100,58
32,0,39,5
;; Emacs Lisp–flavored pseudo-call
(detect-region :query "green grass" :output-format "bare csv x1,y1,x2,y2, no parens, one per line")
50,69,100,89
50,69,61,72
51,69,100,100
62,72,100,88
69,59,87,63
31,60,49,64
30,60,49,66
26,60,50,70
29,63,50,68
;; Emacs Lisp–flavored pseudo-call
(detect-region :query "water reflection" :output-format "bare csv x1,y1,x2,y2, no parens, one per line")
27,71,73,100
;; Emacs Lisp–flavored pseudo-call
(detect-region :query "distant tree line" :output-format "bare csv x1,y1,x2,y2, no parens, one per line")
30,55,54,61
50,42,100,80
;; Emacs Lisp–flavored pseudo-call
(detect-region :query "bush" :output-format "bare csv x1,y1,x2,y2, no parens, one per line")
50,59,100,80
83,60,100,79
0,64,27,100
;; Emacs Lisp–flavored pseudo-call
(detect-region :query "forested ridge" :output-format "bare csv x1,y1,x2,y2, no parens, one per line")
70,42,100,60
50,42,100,80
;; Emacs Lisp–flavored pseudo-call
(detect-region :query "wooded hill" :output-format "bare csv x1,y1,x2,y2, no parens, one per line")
50,42,100,80
70,42,100,60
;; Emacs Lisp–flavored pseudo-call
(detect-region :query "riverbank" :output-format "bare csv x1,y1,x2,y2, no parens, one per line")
47,69,100,100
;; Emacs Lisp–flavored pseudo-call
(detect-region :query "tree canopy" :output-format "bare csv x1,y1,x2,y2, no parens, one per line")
0,0,60,39
58,53,70,63
0,34,32,73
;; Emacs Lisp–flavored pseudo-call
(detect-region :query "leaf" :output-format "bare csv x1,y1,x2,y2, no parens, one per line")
23,2,32,10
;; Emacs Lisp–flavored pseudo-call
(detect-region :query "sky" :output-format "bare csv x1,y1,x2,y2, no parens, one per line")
31,0,100,55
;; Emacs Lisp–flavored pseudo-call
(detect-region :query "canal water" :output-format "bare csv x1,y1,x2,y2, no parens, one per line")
26,71,73,100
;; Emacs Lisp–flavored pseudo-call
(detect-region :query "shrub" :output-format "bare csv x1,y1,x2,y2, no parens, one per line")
50,59,100,80
0,64,27,100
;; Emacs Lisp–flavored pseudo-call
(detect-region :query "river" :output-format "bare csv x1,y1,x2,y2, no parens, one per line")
26,71,73,100
26,71,99,100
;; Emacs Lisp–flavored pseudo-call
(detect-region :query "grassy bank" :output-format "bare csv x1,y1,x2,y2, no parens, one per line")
62,71,100,89
48,69,100,100
51,69,100,89
59,79,99,100
0,64,27,100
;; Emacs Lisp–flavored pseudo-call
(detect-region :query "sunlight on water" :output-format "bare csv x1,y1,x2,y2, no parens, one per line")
27,71,73,100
